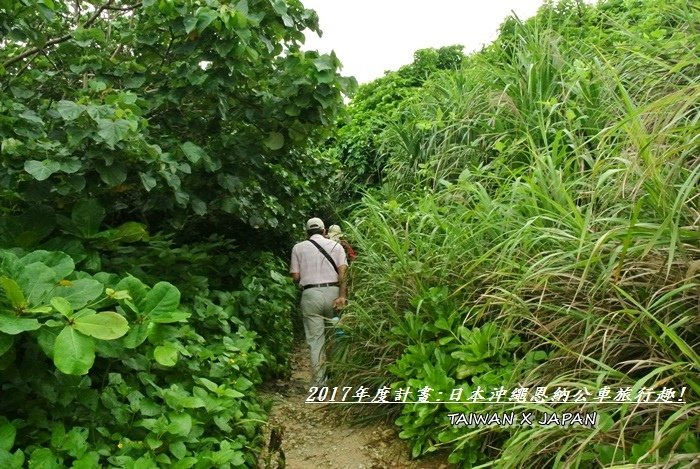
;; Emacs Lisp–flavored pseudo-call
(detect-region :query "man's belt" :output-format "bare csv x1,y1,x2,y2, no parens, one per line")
302,282,339,290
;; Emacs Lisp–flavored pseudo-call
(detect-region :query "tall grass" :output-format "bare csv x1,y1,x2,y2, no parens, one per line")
331,0,699,466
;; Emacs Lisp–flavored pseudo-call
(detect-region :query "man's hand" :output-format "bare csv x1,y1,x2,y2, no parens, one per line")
333,296,346,310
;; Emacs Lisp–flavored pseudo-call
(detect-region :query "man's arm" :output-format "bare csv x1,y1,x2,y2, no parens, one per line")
333,264,347,310
290,245,301,284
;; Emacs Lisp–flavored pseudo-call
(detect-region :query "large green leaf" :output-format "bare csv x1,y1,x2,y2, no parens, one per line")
36,326,60,358
20,250,74,279
180,141,206,164
59,159,82,174
39,239,86,264
73,311,128,340
140,282,181,321
0,277,26,308
191,198,207,216
183,15,198,34
169,441,187,460
115,276,148,310
112,222,148,243
96,118,131,148
122,323,149,349
95,161,127,186
0,315,41,334
55,100,83,121
150,311,190,323
139,172,157,191
154,344,178,366
29,448,60,469
52,278,103,310
71,199,105,238
50,297,72,317
313,55,336,72
57,427,88,459
0,422,16,451
263,132,284,150
16,262,58,305
24,160,61,181
0,251,20,276
70,451,99,469
196,9,218,32
53,326,95,375
0,448,23,468
166,412,191,436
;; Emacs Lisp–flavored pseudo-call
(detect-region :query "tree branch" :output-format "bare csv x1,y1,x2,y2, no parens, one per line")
104,2,141,11
2,0,133,69
0,54,38,92
74,0,81,23
161,26,176,68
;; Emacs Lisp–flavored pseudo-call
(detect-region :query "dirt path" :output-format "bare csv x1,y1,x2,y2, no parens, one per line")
258,344,452,469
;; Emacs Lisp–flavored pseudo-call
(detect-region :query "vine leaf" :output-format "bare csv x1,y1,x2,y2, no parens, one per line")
56,100,83,121
24,160,61,181
96,119,131,148
263,132,284,150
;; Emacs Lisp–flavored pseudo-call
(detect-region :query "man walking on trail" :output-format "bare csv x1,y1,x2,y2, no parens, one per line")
290,217,348,386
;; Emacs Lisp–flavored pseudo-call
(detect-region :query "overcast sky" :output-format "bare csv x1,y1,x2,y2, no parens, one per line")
301,0,559,83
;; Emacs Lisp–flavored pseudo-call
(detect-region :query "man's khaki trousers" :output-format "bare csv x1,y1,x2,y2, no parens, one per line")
300,286,338,385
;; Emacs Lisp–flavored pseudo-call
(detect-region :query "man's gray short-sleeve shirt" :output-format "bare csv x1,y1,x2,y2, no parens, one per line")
290,234,348,287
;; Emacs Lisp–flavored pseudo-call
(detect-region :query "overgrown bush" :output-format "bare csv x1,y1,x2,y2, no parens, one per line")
0,245,296,468
0,202,297,468
331,0,699,466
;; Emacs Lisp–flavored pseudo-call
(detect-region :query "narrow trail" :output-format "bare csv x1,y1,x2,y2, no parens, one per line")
259,344,452,469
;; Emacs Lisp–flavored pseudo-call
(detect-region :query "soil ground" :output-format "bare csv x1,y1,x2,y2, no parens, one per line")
258,344,453,469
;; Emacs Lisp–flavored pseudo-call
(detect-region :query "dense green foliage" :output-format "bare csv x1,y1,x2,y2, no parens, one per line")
1,0,353,237
331,0,699,466
0,0,345,466
328,45,465,199
0,244,297,467
2,0,699,466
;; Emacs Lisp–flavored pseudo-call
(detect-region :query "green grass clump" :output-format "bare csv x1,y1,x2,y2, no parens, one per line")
329,0,699,466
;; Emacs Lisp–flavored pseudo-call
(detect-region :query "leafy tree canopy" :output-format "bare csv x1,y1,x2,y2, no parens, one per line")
0,0,355,242
328,45,465,199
